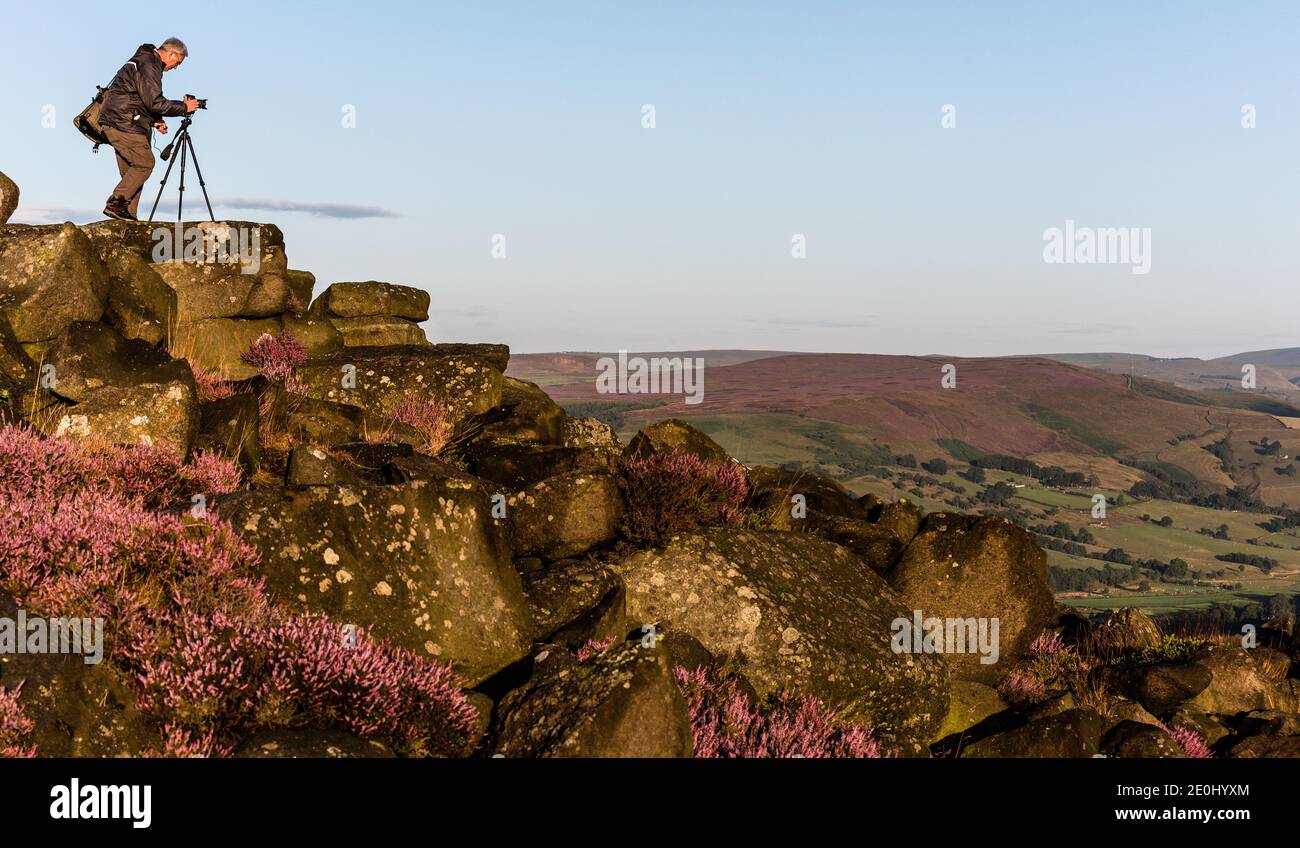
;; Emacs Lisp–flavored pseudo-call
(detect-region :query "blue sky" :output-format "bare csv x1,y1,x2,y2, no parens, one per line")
1,1,1296,357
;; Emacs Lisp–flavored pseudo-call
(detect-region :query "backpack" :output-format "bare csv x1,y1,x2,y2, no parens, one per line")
73,85,110,152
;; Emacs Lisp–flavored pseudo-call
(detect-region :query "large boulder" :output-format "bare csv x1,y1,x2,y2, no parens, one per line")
886,514,1055,685
1181,646,1300,716
280,313,343,360
1100,721,1186,758
962,709,1103,758
1108,661,1213,715
329,315,428,348
296,346,503,426
522,558,626,647
41,379,198,459
507,471,624,560
611,529,949,748
562,415,619,451
81,220,290,325
0,223,109,344
624,418,731,464
218,475,533,685
0,170,17,224
746,466,865,520
932,680,1007,744
310,281,430,321
1096,608,1162,651
43,321,192,402
469,443,617,490
493,641,693,757
472,377,564,446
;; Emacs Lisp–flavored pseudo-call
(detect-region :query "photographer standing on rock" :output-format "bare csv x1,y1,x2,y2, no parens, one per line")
99,39,199,221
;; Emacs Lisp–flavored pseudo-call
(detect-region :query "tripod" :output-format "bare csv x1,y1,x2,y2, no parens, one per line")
147,114,215,222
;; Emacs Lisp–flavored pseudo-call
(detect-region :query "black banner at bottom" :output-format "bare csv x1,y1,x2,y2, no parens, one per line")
0,756,1283,835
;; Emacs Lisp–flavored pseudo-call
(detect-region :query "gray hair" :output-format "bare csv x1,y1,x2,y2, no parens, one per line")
159,38,188,57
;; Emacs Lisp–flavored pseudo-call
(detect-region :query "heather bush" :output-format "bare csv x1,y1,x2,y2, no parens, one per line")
575,636,618,662
0,425,241,509
1162,722,1212,759
620,451,748,546
389,395,454,456
674,666,883,758
241,331,307,389
137,611,478,758
191,365,238,402
0,684,36,759
998,671,1048,703
0,425,477,758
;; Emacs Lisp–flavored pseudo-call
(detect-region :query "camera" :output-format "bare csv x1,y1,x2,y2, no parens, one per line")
186,94,208,109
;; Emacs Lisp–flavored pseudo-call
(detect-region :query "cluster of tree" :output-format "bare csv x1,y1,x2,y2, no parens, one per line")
1047,563,1145,593
1215,552,1279,572
971,454,1092,488
1031,521,1096,544
958,466,986,484
1196,524,1230,540
920,458,949,475
1256,438,1283,456
977,481,1017,506
894,454,918,468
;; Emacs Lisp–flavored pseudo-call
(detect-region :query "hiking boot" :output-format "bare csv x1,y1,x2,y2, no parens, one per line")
102,197,137,221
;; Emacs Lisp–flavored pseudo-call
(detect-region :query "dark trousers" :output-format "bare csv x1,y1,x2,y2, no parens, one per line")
103,125,154,217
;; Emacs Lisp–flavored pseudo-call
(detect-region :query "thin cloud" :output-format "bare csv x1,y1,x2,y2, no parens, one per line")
216,198,401,219
10,198,400,224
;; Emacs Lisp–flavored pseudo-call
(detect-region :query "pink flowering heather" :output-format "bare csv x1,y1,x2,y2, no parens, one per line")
1161,722,1212,759
137,611,478,758
0,425,240,510
620,450,749,546
240,331,308,389
674,666,884,758
1029,631,1071,655
191,365,238,402
390,395,454,455
0,425,476,758
0,684,36,759
575,637,618,662
998,671,1047,702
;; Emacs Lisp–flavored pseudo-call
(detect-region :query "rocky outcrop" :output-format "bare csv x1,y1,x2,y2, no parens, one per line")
297,346,502,425
611,528,950,748
624,417,730,464
0,223,109,348
887,513,1055,686
218,473,533,685
0,170,18,225
310,282,431,347
506,470,624,560
493,641,693,757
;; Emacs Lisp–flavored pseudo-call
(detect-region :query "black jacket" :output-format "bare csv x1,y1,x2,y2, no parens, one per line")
99,44,187,135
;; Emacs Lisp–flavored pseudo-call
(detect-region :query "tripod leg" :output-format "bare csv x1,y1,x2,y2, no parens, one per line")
175,132,187,222
146,132,183,223
184,134,216,221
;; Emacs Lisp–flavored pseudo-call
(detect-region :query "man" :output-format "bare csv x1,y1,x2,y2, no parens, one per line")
99,38,199,221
